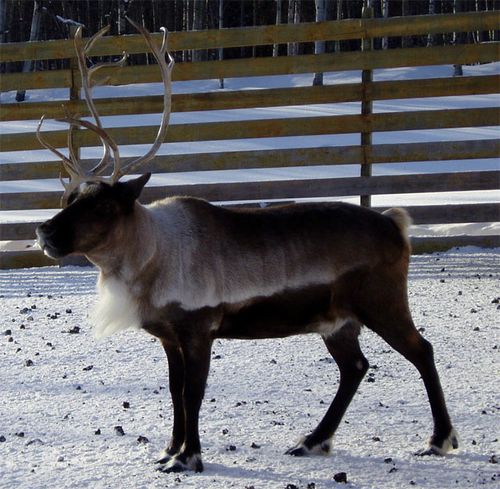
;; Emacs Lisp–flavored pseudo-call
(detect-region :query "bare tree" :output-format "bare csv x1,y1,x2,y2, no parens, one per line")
193,0,205,61
273,0,281,57
218,0,224,88
0,0,7,42
401,0,410,48
427,0,436,46
16,0,42,102
334,0,344,53
453,0,465,76
312,0,326,86
287,0,298,56
381,0,389,50
118,0,127,35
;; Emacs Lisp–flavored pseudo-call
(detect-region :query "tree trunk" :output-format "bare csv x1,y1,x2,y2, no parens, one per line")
16,0,42,102
401,0,410,48
427,0,436,47
334,0,344,52
273,0,281,57
219,0,224,88
476,0,486,43
252,0,257,57
193,0,205,61
240,0,245,56
0,0,6,73
312,0,326,86
182,0,189,60
287,0,296,56
453,0,465,76
0,0,6,43
381,0,389,50
294,0,301,46
118,0,127,35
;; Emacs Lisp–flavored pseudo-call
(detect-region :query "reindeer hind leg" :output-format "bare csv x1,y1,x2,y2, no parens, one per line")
287,321,369,456
355,272,458,455
374,323,458,455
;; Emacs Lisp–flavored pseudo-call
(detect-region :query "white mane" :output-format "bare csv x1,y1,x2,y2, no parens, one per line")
92,275,141,339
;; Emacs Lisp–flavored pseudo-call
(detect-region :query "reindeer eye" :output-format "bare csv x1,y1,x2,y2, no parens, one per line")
93,201,114,218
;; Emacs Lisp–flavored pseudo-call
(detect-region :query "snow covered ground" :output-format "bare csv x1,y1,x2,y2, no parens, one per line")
1,248,499,489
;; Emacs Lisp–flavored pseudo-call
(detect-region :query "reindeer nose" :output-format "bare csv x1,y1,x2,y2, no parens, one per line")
36,220,54,238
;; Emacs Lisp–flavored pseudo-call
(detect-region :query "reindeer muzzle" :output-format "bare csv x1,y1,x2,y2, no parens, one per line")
36,221,67,259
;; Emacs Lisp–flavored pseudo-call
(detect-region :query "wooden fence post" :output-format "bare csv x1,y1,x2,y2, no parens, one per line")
360,4,374,208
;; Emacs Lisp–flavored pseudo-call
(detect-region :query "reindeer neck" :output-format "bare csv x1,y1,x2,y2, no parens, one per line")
88,203,158,282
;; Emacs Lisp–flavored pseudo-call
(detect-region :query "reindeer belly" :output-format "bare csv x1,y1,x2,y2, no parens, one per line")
217,283,339,340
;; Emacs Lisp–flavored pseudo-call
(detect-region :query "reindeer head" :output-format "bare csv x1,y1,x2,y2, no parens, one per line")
36,174,151,259
36,18,173,260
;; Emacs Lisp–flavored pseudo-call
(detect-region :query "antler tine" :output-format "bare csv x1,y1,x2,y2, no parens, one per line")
73,25,122,176
62,105,87,177
87,51,128,84
114,17,175,181
36,116,89,205
66,123,90,184
36,116,74,168
58,115,121,176
84,24,110,53
73,26,105,129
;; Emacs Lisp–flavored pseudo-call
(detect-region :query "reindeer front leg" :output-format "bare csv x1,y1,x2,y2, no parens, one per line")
159,332,212,473
157,339,186,465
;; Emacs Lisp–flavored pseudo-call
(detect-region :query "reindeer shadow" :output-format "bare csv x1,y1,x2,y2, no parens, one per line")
201,461,335,487
197,448,492,488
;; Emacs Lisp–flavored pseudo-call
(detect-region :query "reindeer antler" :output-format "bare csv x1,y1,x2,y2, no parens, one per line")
73,24,127,176
114,17,175,179
36,19,174,206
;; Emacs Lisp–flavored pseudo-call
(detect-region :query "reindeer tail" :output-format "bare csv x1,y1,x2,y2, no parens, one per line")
383,208,412,247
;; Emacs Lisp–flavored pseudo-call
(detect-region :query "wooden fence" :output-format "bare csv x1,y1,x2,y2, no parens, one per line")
0,10,499,268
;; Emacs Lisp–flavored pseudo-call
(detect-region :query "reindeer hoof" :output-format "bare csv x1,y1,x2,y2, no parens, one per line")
156,454,173,465
285,446,308,457
416,429,459,456
416,446,443,457
286,438,331,457
157,461,184,473
156,447,178,465
157,453,204,473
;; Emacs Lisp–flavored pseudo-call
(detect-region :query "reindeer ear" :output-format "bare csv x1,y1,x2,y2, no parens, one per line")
123,173,151,201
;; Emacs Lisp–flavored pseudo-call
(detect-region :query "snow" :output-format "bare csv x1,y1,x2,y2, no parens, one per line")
0,249,499,488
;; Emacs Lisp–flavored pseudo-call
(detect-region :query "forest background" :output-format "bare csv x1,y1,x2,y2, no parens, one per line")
1,0,499,74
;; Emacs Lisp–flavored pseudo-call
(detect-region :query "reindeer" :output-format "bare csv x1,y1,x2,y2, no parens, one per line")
36,19,458,473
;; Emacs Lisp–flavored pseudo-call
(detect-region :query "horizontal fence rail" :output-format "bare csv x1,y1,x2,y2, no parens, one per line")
2,42,500,92
2,139,499,181
2,74,499,122
1,170,498,211
2,108,499,153
1,11,498,63
0,10,499,268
